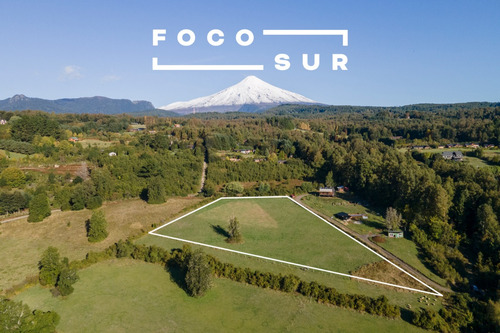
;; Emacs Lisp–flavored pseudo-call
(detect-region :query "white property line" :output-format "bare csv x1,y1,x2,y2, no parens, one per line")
152,58,264,71
149,196,443,297
262,29,349,46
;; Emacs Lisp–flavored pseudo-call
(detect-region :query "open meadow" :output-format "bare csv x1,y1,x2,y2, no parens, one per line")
0,197,202,292
15,259,427,333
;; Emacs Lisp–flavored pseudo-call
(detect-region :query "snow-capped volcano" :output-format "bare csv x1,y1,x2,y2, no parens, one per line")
160,76,317,114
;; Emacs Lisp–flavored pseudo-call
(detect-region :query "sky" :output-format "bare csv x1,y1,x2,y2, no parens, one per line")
0,0,499,107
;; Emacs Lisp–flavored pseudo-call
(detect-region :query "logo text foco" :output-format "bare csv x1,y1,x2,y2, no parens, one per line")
152,29,348,71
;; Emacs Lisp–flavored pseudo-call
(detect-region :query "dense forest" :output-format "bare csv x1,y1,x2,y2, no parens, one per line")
0,104,499,332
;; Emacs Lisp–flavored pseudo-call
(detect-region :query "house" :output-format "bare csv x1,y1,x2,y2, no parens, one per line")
336,185,349,193
174,124,182,128
412,145,430,150
234,149,253,154
438,145,445,149
254,158,264,163
388,230,404,238
0,119,7,125
108,152,117,157
334,212,350,221
465,143,480,148
442,151,463,161
319,187,335,197
68,137,79,142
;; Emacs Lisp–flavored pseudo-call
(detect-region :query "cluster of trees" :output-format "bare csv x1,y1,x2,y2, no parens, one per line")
0,139,35,154
0,297,59,332
0,190,29,214
207,157,312,185
39,247,79,296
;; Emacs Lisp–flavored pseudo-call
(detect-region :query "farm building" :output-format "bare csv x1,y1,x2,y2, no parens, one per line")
442,151,463,161
388,230,404,238
234,149,253,154
349,213,368,220
68,137,79,142
319,187,335,197
334,212,350,221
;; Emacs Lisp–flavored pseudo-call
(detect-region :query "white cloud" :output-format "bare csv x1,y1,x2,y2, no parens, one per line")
60,65,82,80
101,74,121,82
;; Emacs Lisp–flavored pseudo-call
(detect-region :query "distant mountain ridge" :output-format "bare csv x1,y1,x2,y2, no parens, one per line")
0,94,154,114
160,76,318,114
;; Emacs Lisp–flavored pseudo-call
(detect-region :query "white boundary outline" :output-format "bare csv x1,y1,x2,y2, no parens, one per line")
149,196,443,296
262,29,349,46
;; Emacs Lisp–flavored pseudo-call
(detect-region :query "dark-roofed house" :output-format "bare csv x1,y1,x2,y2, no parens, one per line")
334,212,350,221
442,151,463,161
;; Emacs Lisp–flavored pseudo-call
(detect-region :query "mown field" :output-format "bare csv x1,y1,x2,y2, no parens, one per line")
15,259,427,333
153,197,382,274
0,197,202,292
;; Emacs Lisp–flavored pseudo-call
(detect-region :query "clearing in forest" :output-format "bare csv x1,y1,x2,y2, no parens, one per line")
150,196,442,296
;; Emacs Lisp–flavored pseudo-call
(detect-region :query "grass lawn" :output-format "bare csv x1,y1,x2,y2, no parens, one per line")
153,197,382,275
0,197,202,292
15,259,426,333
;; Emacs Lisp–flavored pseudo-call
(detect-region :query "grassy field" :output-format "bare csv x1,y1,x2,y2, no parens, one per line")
79,139,116,148
379,238,448,286
301,195,447,288
0,149,27,160
15,259,427,333
153,197,382,274
0,197,202,292
302,195,385,235
140,234,442,310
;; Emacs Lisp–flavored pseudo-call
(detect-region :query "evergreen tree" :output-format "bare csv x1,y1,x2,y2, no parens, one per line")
56,258,79,296
147,177,166,204
39,247,62,286
385,207,402,231
28,192,51,222
86,210,109,243
227,217,243,243
184,249,212,297
325,171,335,188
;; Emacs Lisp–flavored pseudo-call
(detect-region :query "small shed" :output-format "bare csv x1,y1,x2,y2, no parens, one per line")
319,187,335,197
388,230,404,238
334,212,350,221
